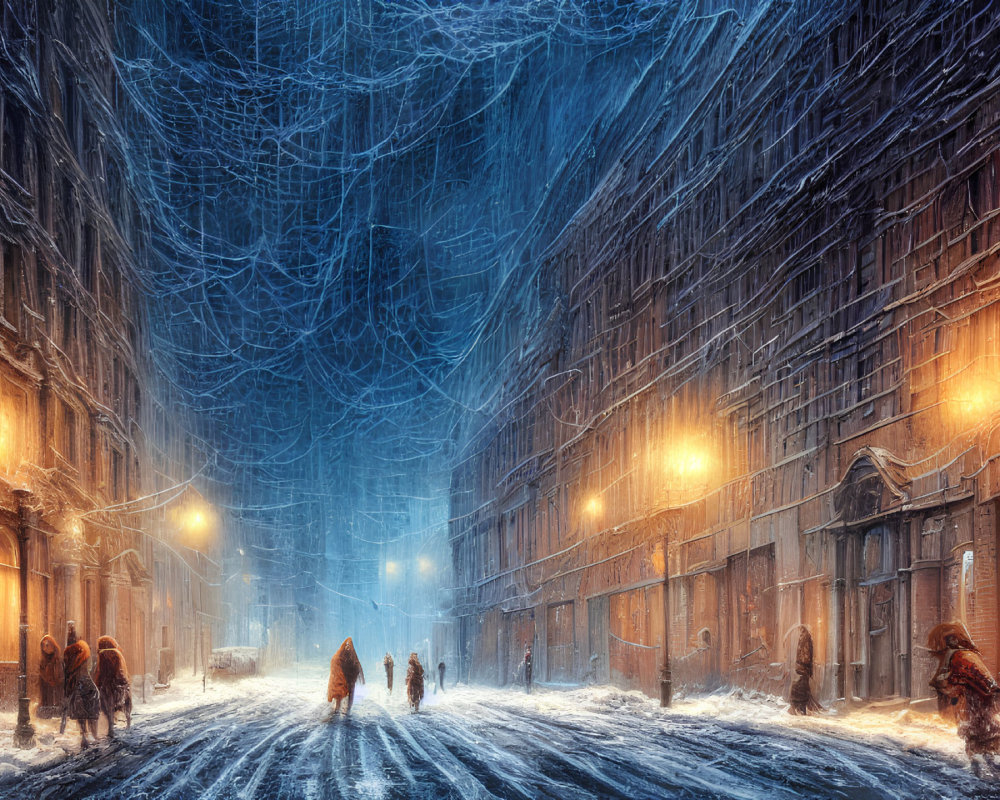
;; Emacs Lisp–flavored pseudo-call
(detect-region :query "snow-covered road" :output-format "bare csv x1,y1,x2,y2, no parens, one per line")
3,668,1000,799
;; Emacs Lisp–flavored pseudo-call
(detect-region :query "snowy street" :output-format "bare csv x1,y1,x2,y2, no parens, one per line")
3,668,1000,800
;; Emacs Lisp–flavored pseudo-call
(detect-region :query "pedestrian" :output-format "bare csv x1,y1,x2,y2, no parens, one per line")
93,635,132,737
384,652,394,695
61,626,100,748
788,626,821,715
406,652,425,712
327,637,365,714
524,646,533,694
928,621,1000,775
438,660,446,693
39,634,63,711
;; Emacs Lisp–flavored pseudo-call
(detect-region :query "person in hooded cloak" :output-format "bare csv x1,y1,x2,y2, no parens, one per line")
327,637,365,714
406,653,425,712
93,635,132,737
928,621,1000,773
39,634,64,709
62,637,100,748
788,626,822,715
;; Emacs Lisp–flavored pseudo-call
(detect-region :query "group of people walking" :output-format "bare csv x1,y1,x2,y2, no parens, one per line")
326,637,448,715
38,621,133,748
380,651,442,712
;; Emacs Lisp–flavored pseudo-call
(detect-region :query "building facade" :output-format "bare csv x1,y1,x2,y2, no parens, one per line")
450,0,1000,705
0,0,218,714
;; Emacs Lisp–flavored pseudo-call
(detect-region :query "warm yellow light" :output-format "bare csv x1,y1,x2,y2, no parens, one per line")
947,374,1000,421
584,496,603,516
70,518,83,538
652,432,717,508
385,560,399,577
664,438,712,481
175,500,217,549
417,557,433,575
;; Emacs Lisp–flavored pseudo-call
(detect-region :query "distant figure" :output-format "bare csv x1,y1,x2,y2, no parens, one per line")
928,621,1000,774
438,661,446,693
62,636,100,748
524,646,533,694
93,635,132,737
406,653,425,712
788,626,821,715
327,637,365,714
39,635,64,710
384,652,394,695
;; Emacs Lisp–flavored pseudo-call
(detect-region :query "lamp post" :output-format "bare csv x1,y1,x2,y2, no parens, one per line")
13,488,35,748
656,434,713,708
660,529,672,708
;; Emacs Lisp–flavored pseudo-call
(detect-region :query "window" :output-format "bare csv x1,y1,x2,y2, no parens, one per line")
2,241,19,327
61,400,77,466
111,449,123,502
960,550,975,624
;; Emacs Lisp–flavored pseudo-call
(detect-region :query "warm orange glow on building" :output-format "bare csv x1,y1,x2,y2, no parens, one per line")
943,366,1000,424
584,495,603,516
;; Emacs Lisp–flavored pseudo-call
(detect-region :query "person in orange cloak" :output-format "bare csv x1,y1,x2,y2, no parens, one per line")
327,637,365,714
39,635,64,708
93,635,133,737
928,621,1000,773
406,653,424,712
62,638,100,747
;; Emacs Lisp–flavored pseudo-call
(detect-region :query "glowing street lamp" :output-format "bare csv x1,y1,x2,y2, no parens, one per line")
654,428,716,708
417,556,434,576
173,498,217,551
944,369,1000,425
385,560,399,578
583,495,603,516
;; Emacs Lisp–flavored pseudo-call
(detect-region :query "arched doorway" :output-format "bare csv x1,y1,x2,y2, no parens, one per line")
832,447,912,702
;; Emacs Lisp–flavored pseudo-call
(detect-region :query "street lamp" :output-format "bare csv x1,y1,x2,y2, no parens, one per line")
943,368,1000,424
655,433,714,707
13,489,34,748
583,495,603,516
177,501,217,550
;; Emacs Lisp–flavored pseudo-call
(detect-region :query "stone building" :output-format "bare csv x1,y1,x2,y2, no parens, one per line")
0,0,218,716
450,0,1000,705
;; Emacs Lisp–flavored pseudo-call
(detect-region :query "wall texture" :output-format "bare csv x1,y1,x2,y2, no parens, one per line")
450,0,1000,704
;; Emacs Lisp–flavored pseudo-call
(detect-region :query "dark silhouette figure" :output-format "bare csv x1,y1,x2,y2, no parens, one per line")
93,635,132,737
384,652,394,695
438,661,446,692
788,626,822,715
327,637,365,714
524,646,533,694
406,653,425,712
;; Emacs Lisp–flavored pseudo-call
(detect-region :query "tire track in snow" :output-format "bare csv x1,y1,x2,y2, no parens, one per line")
8,680,1000,799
